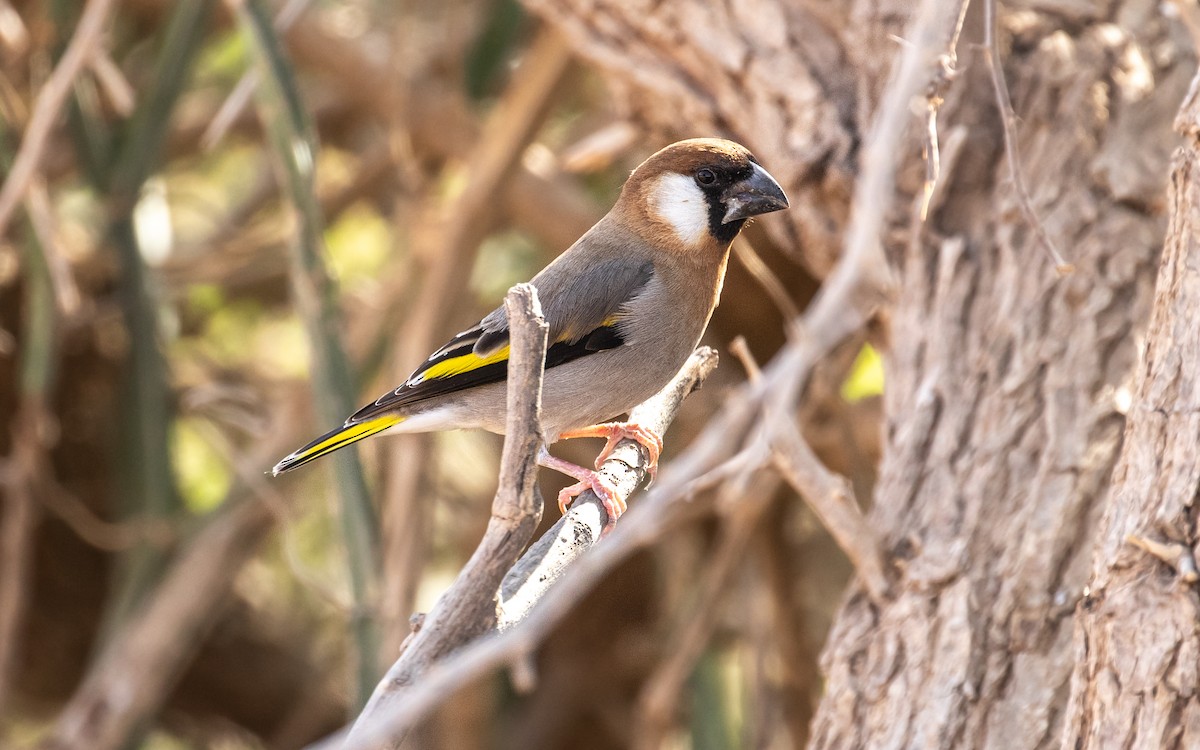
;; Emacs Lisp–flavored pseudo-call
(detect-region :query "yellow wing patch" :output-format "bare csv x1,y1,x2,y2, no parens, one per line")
558,314,623,344
416,345,511,382
417,315,622,384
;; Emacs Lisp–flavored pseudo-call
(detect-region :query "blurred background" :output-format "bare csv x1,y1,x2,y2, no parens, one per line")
0,0,883,747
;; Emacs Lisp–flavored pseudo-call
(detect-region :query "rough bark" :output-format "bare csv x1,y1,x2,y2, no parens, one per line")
1061,73,1200,750
811,6,1187,748
520,0,1194,747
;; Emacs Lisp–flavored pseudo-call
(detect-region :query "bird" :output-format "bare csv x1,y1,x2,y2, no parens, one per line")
272,138,788,522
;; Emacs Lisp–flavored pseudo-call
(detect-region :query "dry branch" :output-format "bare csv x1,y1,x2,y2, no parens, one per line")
379,27,574,653
0,414,39,721
318,347,732,750
0,0,116,237
497,346,720,629
770,417,890,601
37,505,274,750
345,284,549,750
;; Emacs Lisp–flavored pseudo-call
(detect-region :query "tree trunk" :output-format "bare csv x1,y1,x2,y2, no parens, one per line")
521,0,1195,747
811,6,1192,746
1060,75,1200,750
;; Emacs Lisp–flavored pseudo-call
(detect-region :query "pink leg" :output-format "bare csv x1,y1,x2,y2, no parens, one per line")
557,422,664,481
537,449,626,521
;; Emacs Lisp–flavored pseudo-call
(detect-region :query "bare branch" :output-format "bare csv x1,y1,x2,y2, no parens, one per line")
345,284,549,750
379,27,574,654
732,238,802,325
88,47,135,116
496,347,720,630
319,348,752,750
769,417,891,602
0,0,117,238
202,0,313,150
0,418,39,721
35,440,293,750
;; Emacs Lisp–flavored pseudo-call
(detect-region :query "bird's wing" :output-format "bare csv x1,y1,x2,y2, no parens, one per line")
346,258,655,424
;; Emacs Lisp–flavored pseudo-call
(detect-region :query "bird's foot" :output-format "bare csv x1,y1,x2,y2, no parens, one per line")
556,476,625,521
558,422,664,482
538,449,626,522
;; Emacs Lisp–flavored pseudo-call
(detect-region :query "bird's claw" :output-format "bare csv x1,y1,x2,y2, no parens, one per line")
560,422,664,483
557,473,625,522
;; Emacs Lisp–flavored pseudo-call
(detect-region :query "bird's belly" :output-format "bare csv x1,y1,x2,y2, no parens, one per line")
538,344,689,438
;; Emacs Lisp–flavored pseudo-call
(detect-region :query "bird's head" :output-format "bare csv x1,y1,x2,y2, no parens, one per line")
618,138,789,250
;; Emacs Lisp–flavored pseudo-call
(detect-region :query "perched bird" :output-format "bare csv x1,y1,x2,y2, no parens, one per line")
273,138,788,521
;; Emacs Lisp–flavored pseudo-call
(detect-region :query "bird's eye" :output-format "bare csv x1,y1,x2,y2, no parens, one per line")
695,168,717,186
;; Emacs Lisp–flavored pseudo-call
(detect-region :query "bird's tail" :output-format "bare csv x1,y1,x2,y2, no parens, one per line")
272,414,406,476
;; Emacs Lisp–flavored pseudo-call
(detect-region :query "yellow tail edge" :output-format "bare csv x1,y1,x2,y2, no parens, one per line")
272,415,405,476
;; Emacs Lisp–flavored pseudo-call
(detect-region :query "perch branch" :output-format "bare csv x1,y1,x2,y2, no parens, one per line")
318,348,747,750
378,26,574,654
496,346,720,629
344,284,549,750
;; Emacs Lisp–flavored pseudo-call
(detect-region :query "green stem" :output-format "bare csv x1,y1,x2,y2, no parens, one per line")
80,0,215,626
236,0,381,710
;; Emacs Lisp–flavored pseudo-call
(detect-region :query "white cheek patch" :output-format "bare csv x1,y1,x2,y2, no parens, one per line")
652,173,710,245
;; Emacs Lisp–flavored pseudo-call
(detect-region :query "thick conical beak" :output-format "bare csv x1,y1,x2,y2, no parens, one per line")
721,162,789,224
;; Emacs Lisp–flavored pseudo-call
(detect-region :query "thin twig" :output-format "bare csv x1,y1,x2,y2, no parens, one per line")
732,237,802,324
728,336,763,382
24,179,81,317
0,0,117,238
769,415,891,602
983,0,1073,275
919,51,959,221
0,422,39,723
202,0,313,150
88,47,135,116
36,473,175,552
